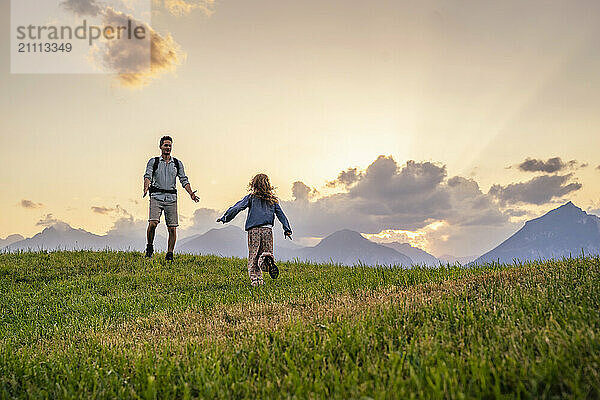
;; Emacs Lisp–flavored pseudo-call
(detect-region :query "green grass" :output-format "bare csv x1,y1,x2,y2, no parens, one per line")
0,251,598,399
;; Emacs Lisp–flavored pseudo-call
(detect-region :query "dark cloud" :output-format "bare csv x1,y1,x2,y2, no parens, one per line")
91,206,114,215
20,199,43,209
489,174,582,206
444,177,507,226
94,8,183,88
282,156,508,238
36,214,62,227
91,204,131,216
292,181,319,201
349,158,446,201
60,0,101,16
59,2,184,88
326,167,362,188
517,157,578,173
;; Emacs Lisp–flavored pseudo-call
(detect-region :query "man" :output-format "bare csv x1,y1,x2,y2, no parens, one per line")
143,135,199,260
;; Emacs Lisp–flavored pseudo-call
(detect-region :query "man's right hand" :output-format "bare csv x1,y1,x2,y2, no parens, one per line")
143,178,151,198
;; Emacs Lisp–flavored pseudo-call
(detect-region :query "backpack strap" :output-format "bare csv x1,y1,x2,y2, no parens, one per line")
153,157,179,177
173,157,181,176
152,156,160,179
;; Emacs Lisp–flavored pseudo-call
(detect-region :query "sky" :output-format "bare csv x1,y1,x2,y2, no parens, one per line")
1,0,600,257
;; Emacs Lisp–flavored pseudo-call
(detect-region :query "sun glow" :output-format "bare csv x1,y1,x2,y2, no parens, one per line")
362,220,448,253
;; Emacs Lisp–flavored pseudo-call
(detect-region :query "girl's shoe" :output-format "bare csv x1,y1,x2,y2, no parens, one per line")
265,255,279,279
258,252,279,279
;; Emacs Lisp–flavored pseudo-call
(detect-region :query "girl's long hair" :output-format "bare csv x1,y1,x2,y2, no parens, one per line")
249,174,278,205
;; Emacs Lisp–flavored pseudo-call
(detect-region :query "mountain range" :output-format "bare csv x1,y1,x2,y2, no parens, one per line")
4,201,598,266
379,242,440,266
178,226,415,266
474,202,600,264
285,229,413,266
177,226,302,258
2,224,421,267
4,222,167,252
0,234,24,248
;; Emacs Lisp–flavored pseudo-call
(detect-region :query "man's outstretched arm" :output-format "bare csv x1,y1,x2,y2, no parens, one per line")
143,178,151,197
177,160,199,202
184,183,199,202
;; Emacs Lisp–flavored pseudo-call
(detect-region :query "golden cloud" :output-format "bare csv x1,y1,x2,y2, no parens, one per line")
163,0,215,16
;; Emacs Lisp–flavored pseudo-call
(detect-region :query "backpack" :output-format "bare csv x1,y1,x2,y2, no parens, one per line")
152,156,180,177
149,157,180,194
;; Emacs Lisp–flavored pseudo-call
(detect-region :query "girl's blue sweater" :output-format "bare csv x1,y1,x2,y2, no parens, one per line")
220,194,292,233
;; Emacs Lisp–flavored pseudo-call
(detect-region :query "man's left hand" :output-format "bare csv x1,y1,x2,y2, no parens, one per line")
190,190,200,202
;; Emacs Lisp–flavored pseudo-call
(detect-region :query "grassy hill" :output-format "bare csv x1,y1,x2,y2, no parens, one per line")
0,252,598,399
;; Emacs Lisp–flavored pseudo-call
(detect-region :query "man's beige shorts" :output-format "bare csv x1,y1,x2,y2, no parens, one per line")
148,198,178,227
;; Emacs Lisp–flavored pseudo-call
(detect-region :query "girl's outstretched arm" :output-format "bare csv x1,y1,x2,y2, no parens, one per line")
274,202,292,234
218,194,250,223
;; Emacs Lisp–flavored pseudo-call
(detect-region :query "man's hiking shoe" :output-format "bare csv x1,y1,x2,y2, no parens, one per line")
264,255,279,279
165,252,174,261
145,244,154,258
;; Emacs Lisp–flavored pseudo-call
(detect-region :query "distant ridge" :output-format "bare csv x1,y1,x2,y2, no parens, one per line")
380,242,439,266
0,234,24,248
18,210,597,268
177,226,302,258
474,202,600,264
288,229,413,266
3,222,167,252
177,227,413,266
177,226,247,257
438,254,478,265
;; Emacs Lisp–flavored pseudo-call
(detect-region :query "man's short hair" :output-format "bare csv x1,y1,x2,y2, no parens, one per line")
160,136,173,146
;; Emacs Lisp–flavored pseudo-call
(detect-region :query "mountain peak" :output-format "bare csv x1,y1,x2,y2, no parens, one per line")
559,201,578,210
5,234,24,241
380,241,440,266
42,221,73,233
298,229,412,266
543,201,586,219
205,225,244,235
475,200,600,264
321,229,367,244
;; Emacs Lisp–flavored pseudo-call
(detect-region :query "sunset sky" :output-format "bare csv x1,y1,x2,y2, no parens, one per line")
2,0,600,257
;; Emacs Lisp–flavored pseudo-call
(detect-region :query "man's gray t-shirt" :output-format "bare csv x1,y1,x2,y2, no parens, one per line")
144,156,190,202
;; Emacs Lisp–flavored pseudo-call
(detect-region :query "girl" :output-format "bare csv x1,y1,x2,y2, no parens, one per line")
217,174,292,286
